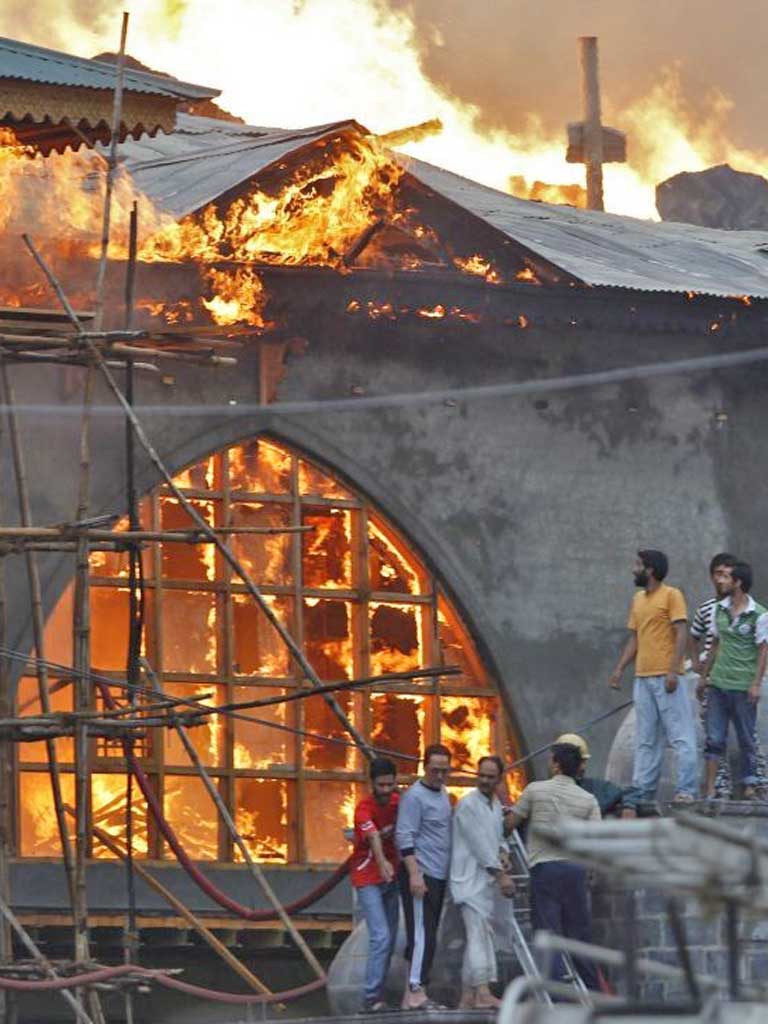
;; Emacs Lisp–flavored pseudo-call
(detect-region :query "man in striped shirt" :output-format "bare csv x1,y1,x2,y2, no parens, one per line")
690,553,768,797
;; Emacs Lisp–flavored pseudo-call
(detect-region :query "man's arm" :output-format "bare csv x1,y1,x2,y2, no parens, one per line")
665,621,688,693
608,632,638,689
749,638,768,706
697,637,719,699
368,829,395,883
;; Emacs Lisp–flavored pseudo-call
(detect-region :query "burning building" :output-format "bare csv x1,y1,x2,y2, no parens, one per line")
4,34,768,1020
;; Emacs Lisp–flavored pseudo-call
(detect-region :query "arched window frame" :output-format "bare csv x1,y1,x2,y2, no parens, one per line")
15,436,525,865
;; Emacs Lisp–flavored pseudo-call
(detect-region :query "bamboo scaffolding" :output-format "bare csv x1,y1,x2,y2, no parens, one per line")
155,673,326,981
0,525,312,541
89,823,276,1000
0,362,78,913
0,895,94,1024
25,231,372,758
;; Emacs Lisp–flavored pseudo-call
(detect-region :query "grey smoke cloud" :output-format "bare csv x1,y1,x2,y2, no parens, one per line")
2,0,765,158
0,0,119,48
388,0,768,153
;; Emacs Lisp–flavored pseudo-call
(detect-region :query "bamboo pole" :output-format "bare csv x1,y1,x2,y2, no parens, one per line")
0,362,77,911
0,526,312,541
89,823,276,999
122,202,139,1024
72,362,94,973
0,895,94,1024
93,11,129,332
158,678,326,980
0,410,12,1024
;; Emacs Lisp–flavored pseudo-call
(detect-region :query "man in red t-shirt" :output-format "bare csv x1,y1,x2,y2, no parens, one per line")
351,757,400,1013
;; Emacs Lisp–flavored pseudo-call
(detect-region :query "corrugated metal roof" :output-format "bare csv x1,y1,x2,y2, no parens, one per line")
116,114,768,299
0,37,219,100
407,158,768,299
116,114,365,217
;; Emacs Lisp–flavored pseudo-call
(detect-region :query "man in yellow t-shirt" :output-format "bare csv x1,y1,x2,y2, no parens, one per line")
608,549,698,805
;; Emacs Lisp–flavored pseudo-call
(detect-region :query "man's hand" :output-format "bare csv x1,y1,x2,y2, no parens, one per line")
749,684,762,706
696,676,709,701
498,873,515,899
408,869,427,897
664,673,678,694
608,670,622,690
380,860,395,884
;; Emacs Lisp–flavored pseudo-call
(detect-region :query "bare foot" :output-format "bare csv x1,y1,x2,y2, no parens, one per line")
457,988,475,1010
474,986,501,1008
401,986,428,1010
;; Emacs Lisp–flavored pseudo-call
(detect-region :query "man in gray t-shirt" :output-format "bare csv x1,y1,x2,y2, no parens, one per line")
395,744,452,1010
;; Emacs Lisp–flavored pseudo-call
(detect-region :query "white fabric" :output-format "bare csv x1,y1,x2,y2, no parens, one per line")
460,905,497,986
409,894,425,987
449,788,503,916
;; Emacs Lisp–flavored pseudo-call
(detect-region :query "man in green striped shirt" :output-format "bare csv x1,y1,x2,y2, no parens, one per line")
698,562,768,800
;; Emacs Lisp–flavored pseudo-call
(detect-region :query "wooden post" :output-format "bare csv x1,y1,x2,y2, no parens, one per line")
579,36,604,212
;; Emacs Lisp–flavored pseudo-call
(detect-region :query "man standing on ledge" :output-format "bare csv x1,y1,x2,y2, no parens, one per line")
395,744,453,1010
698,561,768,801
450,755,515,1009
608,549,698,805
505,742,601,990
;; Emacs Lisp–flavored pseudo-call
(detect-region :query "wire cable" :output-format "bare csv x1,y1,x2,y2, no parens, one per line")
0,341,766,419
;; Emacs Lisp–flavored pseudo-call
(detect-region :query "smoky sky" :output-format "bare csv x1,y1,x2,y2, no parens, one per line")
1,0,118,46
388,0,768,150
4,0,767,152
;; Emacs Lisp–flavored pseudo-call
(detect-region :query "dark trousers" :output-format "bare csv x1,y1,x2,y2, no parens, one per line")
530,861,600,991
398,865,446,988
705,687,758,785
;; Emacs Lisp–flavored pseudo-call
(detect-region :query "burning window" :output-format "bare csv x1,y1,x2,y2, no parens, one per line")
16,436,524,862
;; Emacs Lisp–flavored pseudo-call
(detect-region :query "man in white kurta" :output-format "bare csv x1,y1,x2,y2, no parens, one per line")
450,755,514,1008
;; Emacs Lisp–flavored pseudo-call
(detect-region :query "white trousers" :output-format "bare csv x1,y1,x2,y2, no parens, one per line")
460,904,497,987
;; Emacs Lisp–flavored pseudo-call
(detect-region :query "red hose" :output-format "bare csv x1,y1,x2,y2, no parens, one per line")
0,964,327,1004
152,973,328,1004
95,680,350,920
0,964,160,991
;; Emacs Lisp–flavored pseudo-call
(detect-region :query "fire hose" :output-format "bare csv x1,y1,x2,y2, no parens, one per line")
0,964,327,1004
95,677,351,921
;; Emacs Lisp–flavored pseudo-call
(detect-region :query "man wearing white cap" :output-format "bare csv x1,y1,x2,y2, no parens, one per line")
554,733,637,818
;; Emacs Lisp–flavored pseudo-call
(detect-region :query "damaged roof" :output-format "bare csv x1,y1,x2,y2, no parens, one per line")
408,159,768,299
0,37,219,99
114,114,366,216
116,114,768,300
0,37,220,153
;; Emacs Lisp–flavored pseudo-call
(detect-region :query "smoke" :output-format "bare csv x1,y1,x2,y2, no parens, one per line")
0,0,120,52
386,0,768,152
2,0,768,218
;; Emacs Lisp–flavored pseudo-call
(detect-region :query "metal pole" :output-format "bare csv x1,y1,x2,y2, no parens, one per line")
579,36,604,212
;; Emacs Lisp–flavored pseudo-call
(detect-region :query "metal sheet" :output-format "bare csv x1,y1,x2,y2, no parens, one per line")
117,115,365,217
117,113,768,300
408,158,768,299
0,36,219,99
